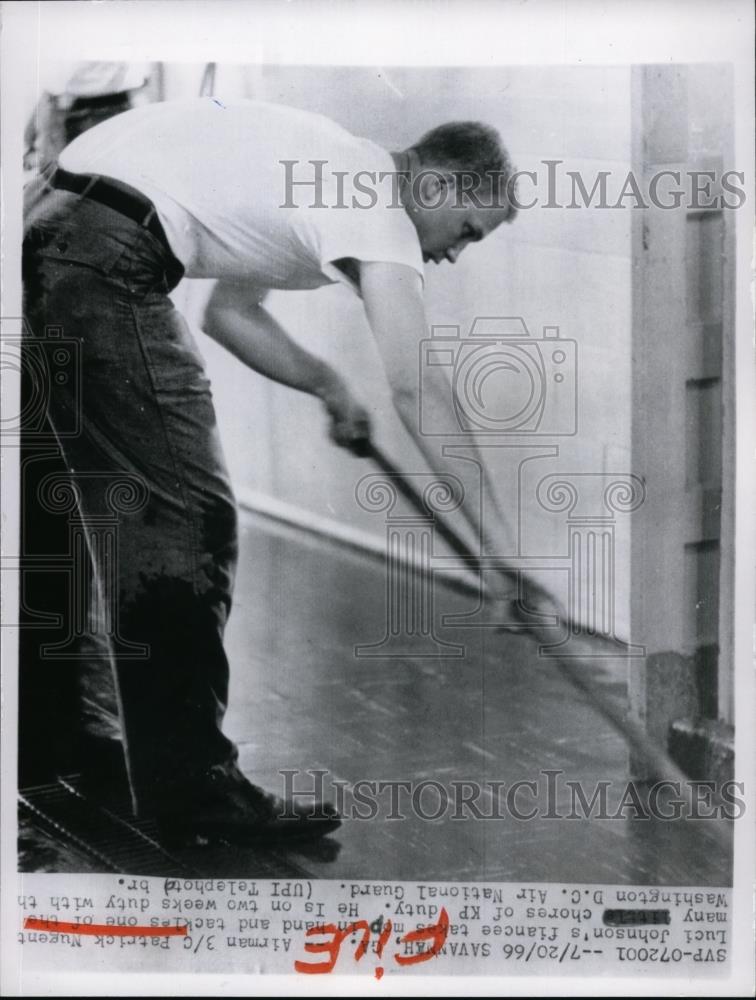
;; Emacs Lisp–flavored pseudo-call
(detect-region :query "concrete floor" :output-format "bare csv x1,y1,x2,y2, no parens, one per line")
19,509,731,884
219,512,730,884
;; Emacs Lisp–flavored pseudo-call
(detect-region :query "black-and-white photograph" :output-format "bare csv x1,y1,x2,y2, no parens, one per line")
1,1,753,994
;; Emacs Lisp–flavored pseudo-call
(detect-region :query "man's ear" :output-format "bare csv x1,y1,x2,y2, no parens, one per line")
416,168,454,209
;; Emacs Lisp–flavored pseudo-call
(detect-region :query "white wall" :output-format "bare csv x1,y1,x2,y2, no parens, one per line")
171,63,634,635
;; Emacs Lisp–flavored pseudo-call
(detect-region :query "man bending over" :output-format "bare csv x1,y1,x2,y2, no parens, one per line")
23,97,517,845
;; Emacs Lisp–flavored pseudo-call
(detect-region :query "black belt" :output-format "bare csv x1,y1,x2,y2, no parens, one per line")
50,167,171,251
68,91,132,111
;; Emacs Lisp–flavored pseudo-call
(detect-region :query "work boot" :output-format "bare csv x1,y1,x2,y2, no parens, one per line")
155,762,341,846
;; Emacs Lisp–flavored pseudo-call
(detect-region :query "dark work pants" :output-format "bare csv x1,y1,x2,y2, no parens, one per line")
22,191,239,815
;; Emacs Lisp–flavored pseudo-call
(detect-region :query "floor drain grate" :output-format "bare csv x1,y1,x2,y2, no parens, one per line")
19,775,311,878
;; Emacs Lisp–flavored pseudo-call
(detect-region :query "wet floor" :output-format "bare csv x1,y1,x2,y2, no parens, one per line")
19,510,732,884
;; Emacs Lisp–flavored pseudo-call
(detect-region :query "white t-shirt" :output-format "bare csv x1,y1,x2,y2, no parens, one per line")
59,98,424,291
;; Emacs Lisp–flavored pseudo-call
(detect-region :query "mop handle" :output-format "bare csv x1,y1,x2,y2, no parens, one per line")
367,442,592,639
364,441,727,841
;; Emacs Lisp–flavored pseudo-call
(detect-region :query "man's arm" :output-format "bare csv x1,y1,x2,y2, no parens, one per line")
202,280,371,453
359,260,513,557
